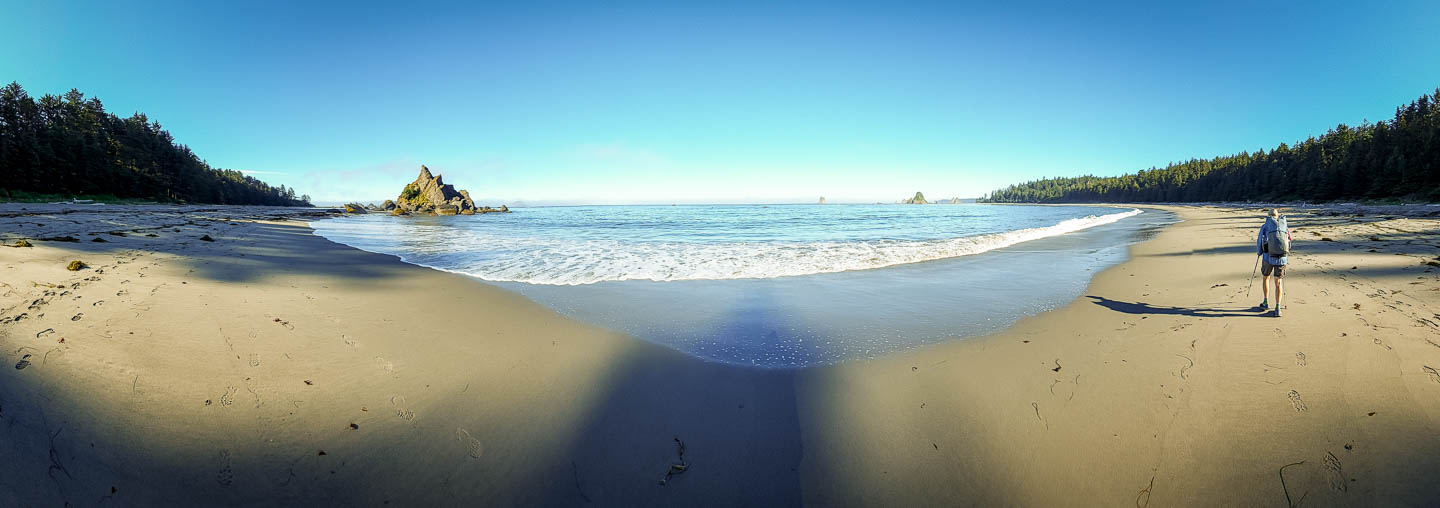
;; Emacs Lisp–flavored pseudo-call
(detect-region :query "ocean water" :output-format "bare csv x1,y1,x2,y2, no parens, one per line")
313,204,1173,367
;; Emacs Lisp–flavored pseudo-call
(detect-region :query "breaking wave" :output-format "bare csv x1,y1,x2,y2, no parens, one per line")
313,207,1142,286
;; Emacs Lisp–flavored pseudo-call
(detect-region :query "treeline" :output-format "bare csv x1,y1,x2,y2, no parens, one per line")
0,82,309,206
981,88,1440,203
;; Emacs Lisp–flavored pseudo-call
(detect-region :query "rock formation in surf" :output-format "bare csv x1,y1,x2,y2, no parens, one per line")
903,192,928,204
394,165,510,215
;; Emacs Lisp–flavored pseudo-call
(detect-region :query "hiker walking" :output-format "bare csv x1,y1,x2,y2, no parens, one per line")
1257,208,1291,317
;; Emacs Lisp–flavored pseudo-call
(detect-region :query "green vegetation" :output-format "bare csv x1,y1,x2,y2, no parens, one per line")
981,88,1440,203
66,260,87,271
13,239,32,247
396,182,430,211
399,183,421,201
0,82,310,206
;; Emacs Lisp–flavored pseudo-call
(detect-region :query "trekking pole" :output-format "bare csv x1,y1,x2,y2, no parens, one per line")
1246,253,1260,298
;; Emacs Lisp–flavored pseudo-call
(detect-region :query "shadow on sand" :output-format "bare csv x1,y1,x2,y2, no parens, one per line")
0,214,810,506
1085,295,1273,318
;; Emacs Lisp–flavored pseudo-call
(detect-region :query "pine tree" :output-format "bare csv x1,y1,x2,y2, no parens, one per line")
0,82,310,205
980,87,1440,203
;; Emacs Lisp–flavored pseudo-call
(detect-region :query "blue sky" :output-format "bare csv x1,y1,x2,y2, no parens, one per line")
3,1,1437,204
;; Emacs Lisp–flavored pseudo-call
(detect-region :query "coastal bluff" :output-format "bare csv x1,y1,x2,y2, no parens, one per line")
389,166,509,215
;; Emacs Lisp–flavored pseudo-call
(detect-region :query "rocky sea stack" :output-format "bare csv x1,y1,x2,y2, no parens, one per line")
903,191,928,204
393,166,509,216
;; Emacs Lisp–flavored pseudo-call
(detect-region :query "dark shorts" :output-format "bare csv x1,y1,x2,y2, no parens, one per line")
1261,261,1284,277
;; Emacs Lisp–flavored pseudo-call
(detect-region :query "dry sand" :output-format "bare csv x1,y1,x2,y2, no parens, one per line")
0,203,1438,506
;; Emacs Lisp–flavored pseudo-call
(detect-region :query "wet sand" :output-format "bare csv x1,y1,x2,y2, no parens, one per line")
0,204,1437,505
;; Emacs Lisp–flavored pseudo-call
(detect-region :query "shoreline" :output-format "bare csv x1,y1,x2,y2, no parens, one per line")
312,204,1162,368
1,203,1438,504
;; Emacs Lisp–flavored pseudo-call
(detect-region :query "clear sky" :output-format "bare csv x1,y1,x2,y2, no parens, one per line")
3,1,1437,205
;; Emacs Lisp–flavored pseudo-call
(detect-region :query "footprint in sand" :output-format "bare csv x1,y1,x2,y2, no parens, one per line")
455,428,483,458
216,450,235,486
1373,338,1392,351
1324,452,1347,492
91,300,104,307
342,335,357,350
71,313,83,321
1287,390,1308,412
374,356,396,375
390,396,417,421
1295,352,1307,367
220,386,238,407
248,353,260,368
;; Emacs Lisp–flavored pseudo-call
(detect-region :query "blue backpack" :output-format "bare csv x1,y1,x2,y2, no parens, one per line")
1265,217,1290,257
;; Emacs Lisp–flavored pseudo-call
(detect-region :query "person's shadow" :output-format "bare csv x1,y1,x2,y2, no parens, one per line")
1086,295,1269,318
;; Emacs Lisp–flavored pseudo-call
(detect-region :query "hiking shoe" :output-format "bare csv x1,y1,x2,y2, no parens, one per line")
1259,301,1269,310
1275,307,1283,317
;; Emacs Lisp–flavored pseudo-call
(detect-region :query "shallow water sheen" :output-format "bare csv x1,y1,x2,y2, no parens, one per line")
314,204,1173,367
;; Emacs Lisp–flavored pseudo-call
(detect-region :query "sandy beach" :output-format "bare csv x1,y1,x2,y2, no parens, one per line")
2,203,1439,506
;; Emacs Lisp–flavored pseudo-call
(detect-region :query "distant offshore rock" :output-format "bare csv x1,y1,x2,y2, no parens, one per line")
903,192,929,204
393,165,510,216
818,196,827,204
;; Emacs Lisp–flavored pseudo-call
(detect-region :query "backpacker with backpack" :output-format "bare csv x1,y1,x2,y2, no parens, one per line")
1265,217,1290,257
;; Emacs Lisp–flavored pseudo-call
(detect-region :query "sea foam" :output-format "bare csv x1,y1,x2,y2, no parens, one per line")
317,207,1141,286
